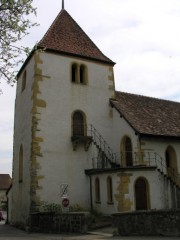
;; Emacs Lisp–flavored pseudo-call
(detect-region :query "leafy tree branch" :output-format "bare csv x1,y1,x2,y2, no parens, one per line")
0,0,38,86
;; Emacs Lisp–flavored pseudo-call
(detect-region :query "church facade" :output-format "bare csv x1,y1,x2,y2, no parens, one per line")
10,7,180,227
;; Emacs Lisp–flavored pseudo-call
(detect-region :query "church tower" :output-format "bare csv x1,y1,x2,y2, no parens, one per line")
12,7,115,226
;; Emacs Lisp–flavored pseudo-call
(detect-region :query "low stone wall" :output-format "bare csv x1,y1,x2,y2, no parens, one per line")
112,209,180,236
30,212,89,233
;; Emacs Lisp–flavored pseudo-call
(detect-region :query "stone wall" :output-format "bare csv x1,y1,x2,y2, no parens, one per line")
112,209,180,236
30,212,89,233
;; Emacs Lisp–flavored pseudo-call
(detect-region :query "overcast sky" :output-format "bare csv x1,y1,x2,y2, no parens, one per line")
0,0,180,176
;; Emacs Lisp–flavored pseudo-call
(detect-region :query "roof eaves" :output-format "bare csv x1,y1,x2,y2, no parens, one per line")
37,47,116,65
139,133,180,140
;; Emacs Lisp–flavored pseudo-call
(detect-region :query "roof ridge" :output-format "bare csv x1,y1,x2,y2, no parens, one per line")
115,91,180,104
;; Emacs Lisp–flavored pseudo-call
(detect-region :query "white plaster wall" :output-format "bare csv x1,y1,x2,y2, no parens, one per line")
129,170,164,210
111,108,139,165
34,52,115,210
12,56,34,224
109,110,180,211
91,169,164,214
140,138,180,174
140,136,180,209
91,173,118,214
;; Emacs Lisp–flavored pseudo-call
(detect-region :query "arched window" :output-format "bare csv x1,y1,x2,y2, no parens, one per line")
19,145,24,183
95,177,100,203
107,176,113,203
121,136,133,167
21,71,26,92
125,137,133,166
135,177,150,210
72,111,86,136
165,146,178,183
80,65,86,84
71,63,78,83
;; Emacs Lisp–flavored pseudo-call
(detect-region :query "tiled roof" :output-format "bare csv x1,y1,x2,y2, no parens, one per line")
38,9,114,65
111,91,180,138
0,174,12,190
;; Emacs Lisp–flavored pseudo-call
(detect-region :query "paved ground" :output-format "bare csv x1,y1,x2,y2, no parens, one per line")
0,221,179,240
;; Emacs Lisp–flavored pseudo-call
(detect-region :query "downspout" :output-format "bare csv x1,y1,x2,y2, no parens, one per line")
90,175,93,210
6,197,9,224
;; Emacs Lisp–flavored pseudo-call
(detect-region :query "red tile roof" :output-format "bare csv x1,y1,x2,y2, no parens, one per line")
111,92,180,138
38,9,114,65
0,174,12,190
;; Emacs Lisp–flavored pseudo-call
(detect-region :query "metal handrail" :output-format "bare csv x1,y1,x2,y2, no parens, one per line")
88,124,117,167
86,125,180,187
120,151,180,186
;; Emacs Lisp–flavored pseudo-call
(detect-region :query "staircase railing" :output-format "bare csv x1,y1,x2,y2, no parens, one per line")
120,151,180,188
88,124,118,168
154,152,180,187
86,125,180,188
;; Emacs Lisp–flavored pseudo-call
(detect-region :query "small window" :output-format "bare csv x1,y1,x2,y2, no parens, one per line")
71,64,78,83
19,145,24,183
95,177,101,203
21,71,26,92
80,65,86,84
107,176,113,203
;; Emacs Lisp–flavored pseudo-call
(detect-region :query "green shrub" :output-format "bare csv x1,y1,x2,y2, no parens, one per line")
40,202,62,213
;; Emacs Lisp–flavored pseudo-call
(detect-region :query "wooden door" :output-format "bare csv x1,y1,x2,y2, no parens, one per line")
135,178,148,210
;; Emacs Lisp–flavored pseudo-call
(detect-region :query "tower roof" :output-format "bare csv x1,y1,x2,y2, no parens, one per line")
38,9,114,65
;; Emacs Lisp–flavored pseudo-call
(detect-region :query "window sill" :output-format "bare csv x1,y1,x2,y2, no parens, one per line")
71,82,87,85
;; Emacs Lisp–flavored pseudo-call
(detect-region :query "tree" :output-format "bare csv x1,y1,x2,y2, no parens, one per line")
0,0,38,87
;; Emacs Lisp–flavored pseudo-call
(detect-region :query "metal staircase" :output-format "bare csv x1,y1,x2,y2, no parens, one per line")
121,151,180,189
154,152,180,189
71,123,180,189
88,124,119,169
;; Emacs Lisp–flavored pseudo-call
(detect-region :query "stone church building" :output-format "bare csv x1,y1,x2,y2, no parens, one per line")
10,6,180,227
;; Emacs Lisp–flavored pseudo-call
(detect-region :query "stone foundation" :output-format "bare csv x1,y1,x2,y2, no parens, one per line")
30,212,89,233
112,209,180,236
